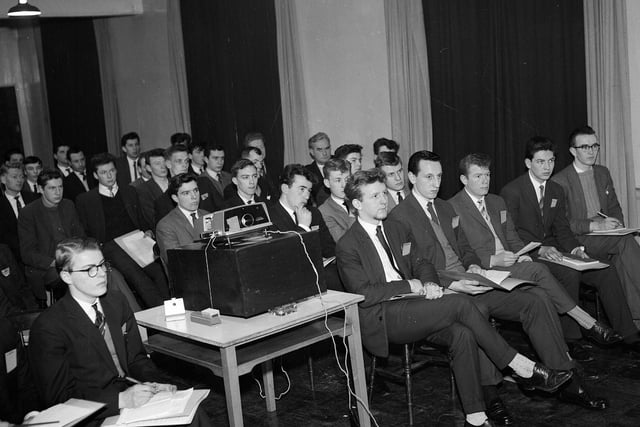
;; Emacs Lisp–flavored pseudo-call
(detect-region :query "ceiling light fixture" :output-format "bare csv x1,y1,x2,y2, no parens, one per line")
7,0,41,17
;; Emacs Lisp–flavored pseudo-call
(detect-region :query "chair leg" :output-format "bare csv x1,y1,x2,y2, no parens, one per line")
307,352,315,393
368,356,377,405
403,344,414,426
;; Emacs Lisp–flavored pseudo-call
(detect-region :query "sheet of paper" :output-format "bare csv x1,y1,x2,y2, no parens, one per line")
23,399,104,426
4,348,16,373
118,388,193,424
514,241,541,257
114,230,156,268
482,270,511,285
586,227,640,236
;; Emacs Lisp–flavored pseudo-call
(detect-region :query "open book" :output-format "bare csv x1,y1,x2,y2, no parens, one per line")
543,253,609,271
438,269,534,292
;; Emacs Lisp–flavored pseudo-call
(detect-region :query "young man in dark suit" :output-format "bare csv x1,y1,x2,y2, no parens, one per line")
22,155,42,196
76,153,169,309
199,145,231,199
304,132,332,206
388,150,607,416
29,237,212,426
375,152,409,214
0,163,38,263
337,169,571,427
115,131,141,187
318,158,355,242
551,125,640,325
244,132,279,198
501,137,640,353
224,159,267,208
154,145,191,225
136,149,169,230
63,147,97,203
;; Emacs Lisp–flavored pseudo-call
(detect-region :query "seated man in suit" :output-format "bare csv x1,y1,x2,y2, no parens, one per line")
224,159,266,208
449,153,620,350
22,156,42,196
197,145,230,211
551,125,640,325
375,152,408,213
115,131,141,187
222,147,272,201
76,153,169,309
372,137,399,159
29,237,212,426
136,149,169,229
305,132,332,206
389,150,607,416
130,152,151,188
157,174,210,265
154,145,192,225
244,132,279,198
53,143,71,177
3,148,23,166
0,163,39,263
188,140,206,176
334,144,363,174
63,147,97,203
318,158,354,242
18,169,85,305
501,137,640,355
337,169,572,427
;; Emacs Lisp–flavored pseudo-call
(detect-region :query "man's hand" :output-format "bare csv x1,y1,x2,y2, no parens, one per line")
571,246,588,259
466,264,484,275
422,282,444,300
592,217,622,231
295,206,312,228
517,255,532,263
538,246,563,261
448,279,493,295
144,230,155,239
490,251,518,267
119,384,158,409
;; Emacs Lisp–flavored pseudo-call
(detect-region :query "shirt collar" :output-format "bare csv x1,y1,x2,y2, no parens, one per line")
71,293,101,322
238,192,254,204
464,188,484,206
205,168,219,179
528,171,546,189
279,199,295,219
412,188,434,205
178,206,198,222
357,217,383,237
331,194,346,206
572,160,592,174
98,183,119,197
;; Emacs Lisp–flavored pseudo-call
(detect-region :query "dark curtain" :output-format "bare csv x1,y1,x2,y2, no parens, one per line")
40,18,107,167
423,0,587,198
180,0,284,176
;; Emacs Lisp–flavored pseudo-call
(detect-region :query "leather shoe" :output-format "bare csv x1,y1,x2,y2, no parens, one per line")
568,342,593,362
513,363,573,393
464,420,495,427
583,321,623,345
486,398,514,426
558,384,608,410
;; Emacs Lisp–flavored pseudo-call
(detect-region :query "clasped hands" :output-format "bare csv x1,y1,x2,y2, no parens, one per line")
408,280,444,299
119,382,177,409
448,264,493,295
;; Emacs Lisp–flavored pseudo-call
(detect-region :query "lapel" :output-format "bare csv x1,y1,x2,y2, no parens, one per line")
384,222,410,276
0,193,17,222
101,294,129,374
119,187,138,227
484,197,509,246
593,167,608,213
88,189,107,235
273,201,298,229
458,191,491,233
433,198,461,256
566,166,588,216
204,172,224,196
327,197,350,225
520,175,544,223
351,221,387,281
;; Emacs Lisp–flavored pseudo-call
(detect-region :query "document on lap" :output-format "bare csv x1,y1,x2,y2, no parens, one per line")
543,253,609,271
438,269,534,292
114,229,156,268
514,241,541,257
586,227,640,236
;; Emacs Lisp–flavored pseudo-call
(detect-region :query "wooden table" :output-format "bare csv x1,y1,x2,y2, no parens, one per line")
135,290,370,427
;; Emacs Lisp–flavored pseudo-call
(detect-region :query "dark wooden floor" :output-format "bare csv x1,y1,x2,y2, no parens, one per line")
154,320,640,427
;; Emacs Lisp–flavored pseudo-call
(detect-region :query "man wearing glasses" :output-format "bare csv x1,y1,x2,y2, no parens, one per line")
29,237,212,426
552,125,640,326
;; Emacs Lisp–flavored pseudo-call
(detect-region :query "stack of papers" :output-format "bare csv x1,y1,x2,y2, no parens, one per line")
22,399,105,426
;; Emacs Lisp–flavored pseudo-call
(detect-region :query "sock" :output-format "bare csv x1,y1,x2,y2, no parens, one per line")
507,353,534,378
567,306,597,329
482,385,499,406
466,412,488,426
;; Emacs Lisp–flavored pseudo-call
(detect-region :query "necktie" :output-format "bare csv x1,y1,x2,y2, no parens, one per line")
397,191,404,203
65,168,71,176
246,199,253,205
427,201,439,225
212,172,219,182
190,212,198,227
108,187,115,197
92,303,105,336
539,185,545,215
342,200,349,214
478,199,490,222
376,225,403,278
32,184,38,193
81,172,86,181
14,196,23,212
133,162,139,179
293,211,298,225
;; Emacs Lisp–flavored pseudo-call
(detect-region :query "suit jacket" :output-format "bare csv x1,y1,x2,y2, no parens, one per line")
384,187,409,213
156,208,209,264
199,170,232,198
0,191,38,262
448,190,525,268
551,164,623,235
136,179,165,230
336,220,437,356
318,197,355,243
224,192,267,209
155,180,221,226
189,164,205,177
115,156,136,187
387,194,480,287
196,175,226,213
0,243,35,310
305,162,330,206
22,180,41,196
268,201,335,258
500,173,580,252
129,177,148,189
75,186,148,243
29,291,162,418
63,171,97,203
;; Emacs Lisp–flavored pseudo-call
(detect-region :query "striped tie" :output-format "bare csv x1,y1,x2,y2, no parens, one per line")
92,303,105,336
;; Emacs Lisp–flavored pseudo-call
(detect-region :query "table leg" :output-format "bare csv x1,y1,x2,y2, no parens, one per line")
262,359,277,412
220,346,243,427
346,304,371,427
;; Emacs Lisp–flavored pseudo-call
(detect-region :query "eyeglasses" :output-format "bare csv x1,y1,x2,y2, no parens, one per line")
66,260,111,278
574,143,600,152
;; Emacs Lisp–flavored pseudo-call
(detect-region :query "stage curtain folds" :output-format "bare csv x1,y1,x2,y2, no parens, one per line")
167,0,191,135
584,0,638,226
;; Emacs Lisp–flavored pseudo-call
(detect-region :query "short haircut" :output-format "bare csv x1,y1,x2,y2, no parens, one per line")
308,132,330,148
170,132,191,146
458,153,492,176
137,151,147,168
333,144,362,160
37,169,63,187
24,155,42,167
168,173,198,197
53,142,69,154
568,125,596,147
243,132,265,147
230,159,257,178
55,237,101,272
344,169,386,203
4,148,23,163
120,131,140,147
323,158,350,177
374,152,401,169
204,145,225,157
280,163,314,187
373,138,399,155
67,146,84,158
407,150,440,175
164,144,189,160
525,136,556,160
91,152,116,171
240,146,262,159
0,162,22,176
144,148,165,165
188,140,207,153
